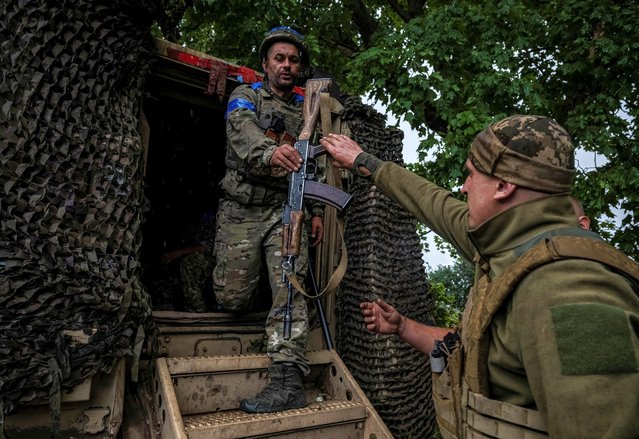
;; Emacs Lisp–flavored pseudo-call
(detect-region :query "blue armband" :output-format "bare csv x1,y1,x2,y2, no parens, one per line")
225,98,256,119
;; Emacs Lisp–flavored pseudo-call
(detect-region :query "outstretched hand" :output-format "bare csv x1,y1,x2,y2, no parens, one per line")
360,299,405,335
319,134,364,170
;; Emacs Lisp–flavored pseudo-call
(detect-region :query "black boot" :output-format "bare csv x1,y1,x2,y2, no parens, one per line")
239,362,307,413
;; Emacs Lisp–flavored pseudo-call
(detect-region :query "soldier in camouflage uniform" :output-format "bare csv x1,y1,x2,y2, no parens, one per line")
321,116,639,438
214,26,324,413
161,211,216,312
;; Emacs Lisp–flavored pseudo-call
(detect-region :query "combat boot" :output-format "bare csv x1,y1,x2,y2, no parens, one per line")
239,362,307,413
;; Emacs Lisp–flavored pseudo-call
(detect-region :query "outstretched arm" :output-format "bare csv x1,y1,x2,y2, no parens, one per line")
360,299,453,355
320,134,372,175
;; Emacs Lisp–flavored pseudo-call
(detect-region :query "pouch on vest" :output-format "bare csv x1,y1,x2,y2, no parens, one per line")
437,230,639,439
432,332,464,439
221,170,287,206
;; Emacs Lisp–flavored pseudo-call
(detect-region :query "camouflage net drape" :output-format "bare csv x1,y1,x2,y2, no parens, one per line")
0,0,176,419
336,96,437,438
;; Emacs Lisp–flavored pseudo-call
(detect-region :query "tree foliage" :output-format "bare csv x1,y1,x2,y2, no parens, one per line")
156,0,639,259
428,258,473,327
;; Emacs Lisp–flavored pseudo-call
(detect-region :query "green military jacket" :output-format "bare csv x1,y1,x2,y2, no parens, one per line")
372,161,639,438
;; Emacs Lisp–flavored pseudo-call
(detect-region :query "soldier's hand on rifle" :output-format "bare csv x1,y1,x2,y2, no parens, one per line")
360,299,405,336
310,216,324,247
319,134,367,174
270,143,303,172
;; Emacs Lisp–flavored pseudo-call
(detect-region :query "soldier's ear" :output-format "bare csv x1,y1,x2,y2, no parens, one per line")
578,215,591,230
494,179,517,200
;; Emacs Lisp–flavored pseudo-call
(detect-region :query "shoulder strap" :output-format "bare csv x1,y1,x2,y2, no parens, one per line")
542,234,639,286
486,229,637,338
513,227,603,257
502,233,639,309
464,231,639,395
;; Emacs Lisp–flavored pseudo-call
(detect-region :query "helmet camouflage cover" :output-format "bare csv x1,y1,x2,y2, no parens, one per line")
259,26,310,67
469,115,576,193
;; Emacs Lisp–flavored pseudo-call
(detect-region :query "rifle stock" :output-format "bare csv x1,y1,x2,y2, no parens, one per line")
298,79,331,141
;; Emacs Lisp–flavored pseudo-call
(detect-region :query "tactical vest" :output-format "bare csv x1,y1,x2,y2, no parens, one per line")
224,83,303,202
432,230,639,439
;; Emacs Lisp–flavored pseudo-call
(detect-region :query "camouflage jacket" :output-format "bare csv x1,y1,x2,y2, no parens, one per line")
222,82,323,216
194,211,216,254
372,161,639,439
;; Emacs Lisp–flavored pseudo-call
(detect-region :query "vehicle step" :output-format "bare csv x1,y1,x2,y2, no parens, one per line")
153,351,393,439
183,400,368,438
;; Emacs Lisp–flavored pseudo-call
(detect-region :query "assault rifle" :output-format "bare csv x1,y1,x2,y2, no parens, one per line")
281,78,352,346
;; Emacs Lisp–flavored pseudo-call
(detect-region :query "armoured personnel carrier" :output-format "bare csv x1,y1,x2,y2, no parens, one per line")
2,38,392,439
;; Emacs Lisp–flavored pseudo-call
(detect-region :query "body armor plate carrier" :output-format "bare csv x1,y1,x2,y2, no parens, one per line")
432,229,639,439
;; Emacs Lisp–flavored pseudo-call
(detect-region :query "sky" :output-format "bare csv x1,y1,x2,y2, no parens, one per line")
374,103,457,267
398,121,457,268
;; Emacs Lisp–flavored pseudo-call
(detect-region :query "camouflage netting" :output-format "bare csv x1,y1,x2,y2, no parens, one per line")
336,96,437,438
1,1,439,436
0,0,176,420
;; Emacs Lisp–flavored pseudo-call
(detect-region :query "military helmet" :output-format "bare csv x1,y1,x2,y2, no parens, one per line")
259,26,310,67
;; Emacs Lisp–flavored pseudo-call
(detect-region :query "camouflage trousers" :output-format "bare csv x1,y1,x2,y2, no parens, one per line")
213,199,310,375
180,251,213,313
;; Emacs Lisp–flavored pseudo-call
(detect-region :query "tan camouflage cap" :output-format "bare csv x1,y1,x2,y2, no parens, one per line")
469,115,576,193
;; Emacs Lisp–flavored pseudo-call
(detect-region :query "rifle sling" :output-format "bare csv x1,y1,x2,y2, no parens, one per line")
286,93,348,299
320,92,334,136
284,214,348,299
316,93,348,297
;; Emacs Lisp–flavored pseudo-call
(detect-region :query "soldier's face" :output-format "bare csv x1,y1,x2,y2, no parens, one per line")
262,42,302,94
462,159,501,229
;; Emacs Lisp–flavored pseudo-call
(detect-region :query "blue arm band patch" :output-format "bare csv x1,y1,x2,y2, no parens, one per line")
225,98,256,119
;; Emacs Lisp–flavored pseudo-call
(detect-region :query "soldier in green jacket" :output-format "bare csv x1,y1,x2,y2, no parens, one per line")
214,26,324,413
320,116,639,438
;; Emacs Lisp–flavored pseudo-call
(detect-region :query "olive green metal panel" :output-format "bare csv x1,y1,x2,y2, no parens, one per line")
4,359,126,438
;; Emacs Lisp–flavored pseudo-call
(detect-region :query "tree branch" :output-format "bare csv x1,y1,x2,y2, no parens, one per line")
422,102,449,135
342,0,378,47
407,0,427,17
384,0,411,22
318,35,358,58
